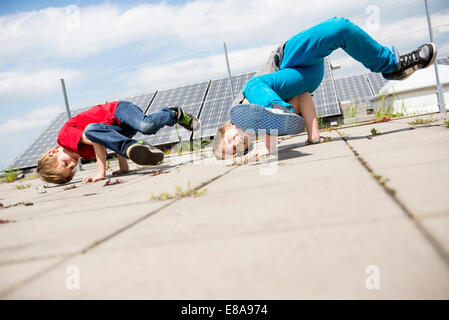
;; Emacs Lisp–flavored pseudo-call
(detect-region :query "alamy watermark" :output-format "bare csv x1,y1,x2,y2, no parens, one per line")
64,5,80,30
365,5,380,31
365,265,380,290
65,265,80,290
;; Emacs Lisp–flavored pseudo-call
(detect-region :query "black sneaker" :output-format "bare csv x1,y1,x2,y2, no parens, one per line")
382,43,437,81
125,141,164,166
169,106,201,131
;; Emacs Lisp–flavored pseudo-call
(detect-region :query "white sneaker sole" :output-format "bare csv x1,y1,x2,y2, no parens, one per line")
229,104,305,135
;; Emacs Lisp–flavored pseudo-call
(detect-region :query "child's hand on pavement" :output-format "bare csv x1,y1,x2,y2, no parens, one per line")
82,174,105,184
244,145,270,163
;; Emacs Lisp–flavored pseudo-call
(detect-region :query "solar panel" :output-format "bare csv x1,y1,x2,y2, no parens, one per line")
335,73,388,110
197,72,256,138
312,79,341,117
198,97,234,138
335,74,373,102
437,56,449,66
11,106,90,169
134,81,209,146
365,72,387,96
206,72,257,101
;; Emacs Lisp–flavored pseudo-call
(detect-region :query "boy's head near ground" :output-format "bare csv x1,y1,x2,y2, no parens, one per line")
37,146,79,184
212,121,251,160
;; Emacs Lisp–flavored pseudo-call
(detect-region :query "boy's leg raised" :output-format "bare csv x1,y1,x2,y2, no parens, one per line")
281,17,397,74
115,101,176,135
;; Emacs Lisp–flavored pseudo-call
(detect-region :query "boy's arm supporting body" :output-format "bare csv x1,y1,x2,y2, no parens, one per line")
79,134,129,183
113,153,130,175
79,133,107,183
290,92,322,142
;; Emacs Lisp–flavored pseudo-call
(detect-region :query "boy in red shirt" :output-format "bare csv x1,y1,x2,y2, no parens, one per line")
37,101,199,184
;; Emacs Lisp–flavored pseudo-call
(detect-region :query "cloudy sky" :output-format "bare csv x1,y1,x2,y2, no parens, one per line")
1,0,448,169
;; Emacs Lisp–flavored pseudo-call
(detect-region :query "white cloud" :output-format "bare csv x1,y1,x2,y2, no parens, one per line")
1,1,448,68
0,105,62,134
122,44,276,91
0,68,81,96
0,0,355,63
364,11,449,45
432,12,449,33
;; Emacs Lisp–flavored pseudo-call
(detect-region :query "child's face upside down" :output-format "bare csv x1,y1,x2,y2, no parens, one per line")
51,147,80,178
222,123,250,156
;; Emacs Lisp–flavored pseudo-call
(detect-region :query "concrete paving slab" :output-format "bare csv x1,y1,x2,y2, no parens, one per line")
0,162,234,263
340,124,449,163
339,119,449,217
376,162,449,216
420,214,449,254
6,218,449,299
0,257,60,293
1,114,448,299
0,201,164,263
336,116,449,269
90,172,403,252
1,162,230,221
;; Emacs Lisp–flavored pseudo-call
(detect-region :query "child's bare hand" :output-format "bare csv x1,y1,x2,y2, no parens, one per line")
82,174,105,184
244,146,270,162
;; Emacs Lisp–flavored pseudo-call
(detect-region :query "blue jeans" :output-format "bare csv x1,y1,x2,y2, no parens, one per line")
242,17,398,110
84,101,176,158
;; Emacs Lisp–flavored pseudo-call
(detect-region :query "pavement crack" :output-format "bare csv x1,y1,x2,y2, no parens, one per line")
0,166,238,298
82,167,237,254
337,130,449,268
0,254,73,266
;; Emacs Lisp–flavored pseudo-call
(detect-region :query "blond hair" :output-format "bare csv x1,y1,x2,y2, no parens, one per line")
37,147,75,184
212,122,234,160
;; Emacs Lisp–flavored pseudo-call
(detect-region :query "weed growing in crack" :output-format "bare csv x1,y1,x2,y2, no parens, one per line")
16,183,31,190
150,181,207,201
371,128,381,135
408,117,438,126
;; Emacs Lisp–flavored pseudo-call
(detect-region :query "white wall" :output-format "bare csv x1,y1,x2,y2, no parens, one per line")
376,88,449,115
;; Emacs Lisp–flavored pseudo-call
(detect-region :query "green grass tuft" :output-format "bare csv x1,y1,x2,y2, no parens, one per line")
150,181,207,201
2,167,20,183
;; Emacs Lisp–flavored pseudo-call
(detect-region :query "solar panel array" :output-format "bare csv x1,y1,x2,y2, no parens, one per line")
198,72,256,138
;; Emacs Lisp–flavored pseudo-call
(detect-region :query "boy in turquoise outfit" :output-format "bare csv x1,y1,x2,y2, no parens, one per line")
213,17,436,160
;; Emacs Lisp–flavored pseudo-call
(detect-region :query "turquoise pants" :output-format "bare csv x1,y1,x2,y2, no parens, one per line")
242,17,398,110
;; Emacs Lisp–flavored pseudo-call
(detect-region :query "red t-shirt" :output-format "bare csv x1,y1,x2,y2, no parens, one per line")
57,101,121,160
